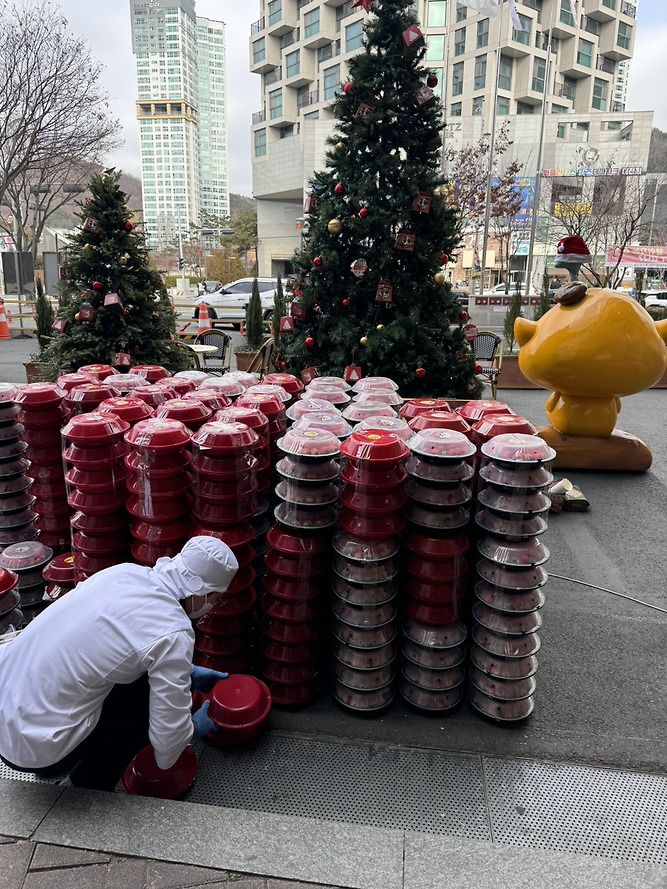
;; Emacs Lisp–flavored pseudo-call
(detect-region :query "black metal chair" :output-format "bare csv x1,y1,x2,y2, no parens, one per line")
194,329,232,375
471,331,503,399
246,337,275,377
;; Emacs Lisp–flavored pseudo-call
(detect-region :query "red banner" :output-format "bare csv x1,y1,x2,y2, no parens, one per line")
606,246,667,269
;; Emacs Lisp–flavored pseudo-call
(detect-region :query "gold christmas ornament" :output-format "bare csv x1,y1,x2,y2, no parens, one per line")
327,218,343,235
434,271,447,286
360,335,368,346
335,142,346,152
376,324,385,331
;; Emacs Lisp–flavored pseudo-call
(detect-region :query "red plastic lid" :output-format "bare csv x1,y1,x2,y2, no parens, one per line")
182,390,232,412
406,596,465,627
14,383,66,410
155,399,212,427
194,633,251,658
154,377,196,396
97,397,154,425
56,373,96,393
131,518,191,544
340,485,406,516
0,541,53,571
192,421,259,453
481,433,557,465
20,429,60,450
78,364,115,380
260,636,316,664
472,414,537,439
126,418,192,452
236,392,285,417
122,744,197,799
339,460,407,491
131,540,182,565
354,415,412,440
404,532,470,561
285,398,341,422
352,377,399,392
200,377,246,398
340,430,409,464
131,385,179,408
262,373,305,395
263,572,322,601
127,493,191,523
342,402,395,423
68,488,126,515
0,567,19,595
42,554,76,584
277,428,340,459
408,429,476,460
262,592,321,624
339,510,406,540
215,406,269,436
65,383,118,405
65,464,126,494
73,531,128,556
266,525,327,556
409,410,472,434
457,400,513,422
129,365,171,383
399,398,450,420
208,675,271,728
264,550,325,579
191,523,255,549
193,497,258,526
71,510,128,535
124,449,191,477
405,555,468,584
193,475,257,502
61,413,130,445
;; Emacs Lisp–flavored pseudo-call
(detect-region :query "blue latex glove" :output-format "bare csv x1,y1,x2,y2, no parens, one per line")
191,665,229,691
192,700,218,740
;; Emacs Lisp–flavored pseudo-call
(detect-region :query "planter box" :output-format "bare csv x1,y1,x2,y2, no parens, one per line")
499,354,667,390
234,351,259,372
24,362,49,383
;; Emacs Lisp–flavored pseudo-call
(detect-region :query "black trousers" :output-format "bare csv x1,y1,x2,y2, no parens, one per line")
2,675,150,792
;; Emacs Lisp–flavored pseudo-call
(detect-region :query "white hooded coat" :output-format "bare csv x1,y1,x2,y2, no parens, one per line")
0,537,238,771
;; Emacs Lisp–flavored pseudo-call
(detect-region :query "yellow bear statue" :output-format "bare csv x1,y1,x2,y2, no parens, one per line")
515,283,667,471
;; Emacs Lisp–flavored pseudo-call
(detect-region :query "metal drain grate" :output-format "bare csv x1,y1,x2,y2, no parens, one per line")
0,762,61,785
189,733,491,840
484,757,667,864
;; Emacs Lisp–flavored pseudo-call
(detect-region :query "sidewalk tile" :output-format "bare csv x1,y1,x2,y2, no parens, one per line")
104,856,147,889
23,863,109,889
0,780,62,838
31,845,111,870
34,790,404,889
404,832,667,889
267,881,340,888
186,883,263,889
0,840,34,889
146,860,234,888
0,835,17,844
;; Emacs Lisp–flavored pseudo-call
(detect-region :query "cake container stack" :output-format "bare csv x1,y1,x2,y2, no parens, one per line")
0,541,53,624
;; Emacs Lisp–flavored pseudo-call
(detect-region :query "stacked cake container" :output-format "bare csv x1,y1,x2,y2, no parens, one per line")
0,542,54,624
469,433,555,723
0,385,36,552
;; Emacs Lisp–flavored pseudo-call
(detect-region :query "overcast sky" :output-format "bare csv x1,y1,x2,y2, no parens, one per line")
57,0,663,198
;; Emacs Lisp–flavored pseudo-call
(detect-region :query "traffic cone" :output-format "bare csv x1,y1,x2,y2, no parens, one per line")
0,299,12,340
239,321,245,338
197,300,211,335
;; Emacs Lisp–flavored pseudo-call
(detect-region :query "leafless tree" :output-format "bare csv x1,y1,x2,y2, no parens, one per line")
0,1,118,211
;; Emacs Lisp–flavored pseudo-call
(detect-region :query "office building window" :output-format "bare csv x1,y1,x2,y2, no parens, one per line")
346,19,364,52
429,67,444,97
252,37,266,64
428,1,447,27
254,129,267,156
477,19,489,48
268,0,282,26
304,111,319,120
279,126,293,139
532,57,546,92
497,96,510,115
451,102,462,116
323,64,341,101
512,14,531,44
426,34,445,60
304,9,320,38
517,101,534,114
562,76,576,101
602,0,616,8
498,55,512,90
452,61,464,96
296,85,309,108
472,95,484,115
269,88,282,119
557,122,566,139
551,103,567,113
577,38,593,67
454,28,466,56
592,77,608,111
618,21,632,50
559,0,575,25
456,3,467,22
285,50,300,78
474,55,487,90
318,44,333,65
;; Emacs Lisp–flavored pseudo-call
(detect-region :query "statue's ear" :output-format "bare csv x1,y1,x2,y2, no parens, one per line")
515,318,537,348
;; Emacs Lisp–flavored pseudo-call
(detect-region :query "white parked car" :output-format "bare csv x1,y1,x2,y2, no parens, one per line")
483,283,540,296
193,277,279,328
643,290,667,310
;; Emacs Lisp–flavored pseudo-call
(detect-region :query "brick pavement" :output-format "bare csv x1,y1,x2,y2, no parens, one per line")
0,837,341,889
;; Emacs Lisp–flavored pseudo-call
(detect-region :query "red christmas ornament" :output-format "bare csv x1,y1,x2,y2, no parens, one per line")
293,286,303,298
439,253,450,265
427,74,439,88
475,364,483,374
416,367,426,379
358,207,369,219
341,298,350,308
123,309,130,318
305,336,315,349
334,182,346,196
92,281,104,291
352,0,372,11
124,221,134,232
459,310,469,322
280,361,288,370
343,81,354,95
354,102,375,122
314,305,322,315
313,257,323,267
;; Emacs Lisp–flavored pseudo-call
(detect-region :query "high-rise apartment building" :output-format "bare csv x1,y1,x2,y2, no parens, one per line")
130,0,229,251
249,0,640,276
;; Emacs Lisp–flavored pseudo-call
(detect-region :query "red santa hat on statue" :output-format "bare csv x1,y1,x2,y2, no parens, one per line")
555,235,591,267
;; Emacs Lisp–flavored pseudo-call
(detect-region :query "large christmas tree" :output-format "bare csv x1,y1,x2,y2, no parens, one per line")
43,170,189,374
279,0,481,398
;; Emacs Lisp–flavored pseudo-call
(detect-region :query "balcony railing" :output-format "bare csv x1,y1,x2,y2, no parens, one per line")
297,89,319,110
583,17,600,36
252,110,266,124
251,17,264,34
597,55,614,73
280,31,297,49
620,1,636,17
558,85,575,101
265,67,283,85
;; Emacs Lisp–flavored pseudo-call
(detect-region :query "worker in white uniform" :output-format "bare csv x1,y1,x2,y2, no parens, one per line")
0,536,238,791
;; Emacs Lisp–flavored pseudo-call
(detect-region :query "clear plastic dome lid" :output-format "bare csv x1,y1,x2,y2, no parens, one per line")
182,390,231,412
199,377,246,397
192,421,259,453
352,376,399,392
355,415,413,441
125,418,192,451
408,429,477,460
475,509,548,540
247,383,291,403
403,619,467,649
476,558,549,590
405,479,472,508
342,402,396,423
275,456,339,482
174,370,209,383
286,398,341,421
474,580,546,615
353,390,403,407
477,487,551,516
478,462,554,491
306,376,349,390
477,535,550,567
294,412,353,438
303,383,351,405
456,400,513,422
224,371,259,387
277,427,341,458
481,433,557,465
332,532,400,563
472,601,543,637
408,409,472,434
103,374,146,392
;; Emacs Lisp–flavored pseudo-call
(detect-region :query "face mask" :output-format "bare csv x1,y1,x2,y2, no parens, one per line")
186,595,213,621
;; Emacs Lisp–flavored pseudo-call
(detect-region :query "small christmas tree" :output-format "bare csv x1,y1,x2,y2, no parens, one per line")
282,0,480,397
245,277,264,351
42,170,189,374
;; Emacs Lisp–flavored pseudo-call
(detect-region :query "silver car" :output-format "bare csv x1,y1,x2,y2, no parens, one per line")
193,277,279,329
